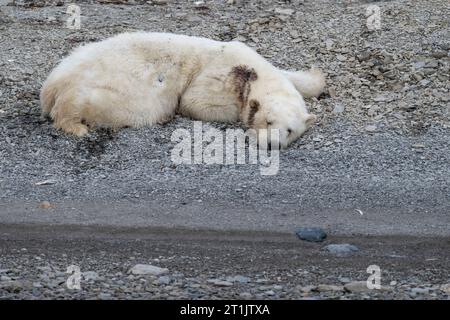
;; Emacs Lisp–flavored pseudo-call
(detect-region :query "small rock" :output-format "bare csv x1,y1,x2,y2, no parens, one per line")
338,277,351,284
128,264,169,276
274,8,294,16
410,287,430,295
333,104,345,113
413,61,426,69
323,244,360,256
273,285,283,290
425,61,438,68
316,284,344,292
0,281,26,293
328,87,337,98
240,292,253,299
35,179,57,186
299,285,316,293
82,271,100,281
264,290,275,296
344,281,371,293
1,275,11,281
150,0,167,5
98,293,112,299
365,125,377,132
357,51,371,62
295,227,327,242
39,201,54,209
324,38,334,50
157,276,171,285
440,283,450,293
226,275,250,283
207,279,233,287
432,51,447,59
336,54,347,62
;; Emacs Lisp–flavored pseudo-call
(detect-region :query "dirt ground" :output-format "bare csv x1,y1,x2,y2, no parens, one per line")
0,0,449,299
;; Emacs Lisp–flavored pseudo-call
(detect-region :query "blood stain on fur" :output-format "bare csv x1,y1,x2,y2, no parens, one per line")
247,99,260,127
229,65,258,108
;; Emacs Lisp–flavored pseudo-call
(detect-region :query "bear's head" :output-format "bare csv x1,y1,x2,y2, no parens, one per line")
244,95,317,149
229,64,319,149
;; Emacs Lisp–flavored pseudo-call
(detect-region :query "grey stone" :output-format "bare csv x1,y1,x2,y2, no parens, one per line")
128,264,169,276
295,227,327,242
226,275,250,283
207,279,233,287
323,243,360,256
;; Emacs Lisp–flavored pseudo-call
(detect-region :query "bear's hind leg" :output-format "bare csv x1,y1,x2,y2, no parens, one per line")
50,91,89,137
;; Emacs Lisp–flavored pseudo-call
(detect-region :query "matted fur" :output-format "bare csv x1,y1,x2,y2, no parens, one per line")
41,32,325,148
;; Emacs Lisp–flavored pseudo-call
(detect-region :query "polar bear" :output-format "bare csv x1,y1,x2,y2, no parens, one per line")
41,32,325,148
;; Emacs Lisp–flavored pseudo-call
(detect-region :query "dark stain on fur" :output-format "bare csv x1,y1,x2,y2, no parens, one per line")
247,99,260,127
229,65,258,108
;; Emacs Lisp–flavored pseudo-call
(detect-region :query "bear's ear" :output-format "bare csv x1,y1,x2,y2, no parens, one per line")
305,114,317,127
282,68,326,98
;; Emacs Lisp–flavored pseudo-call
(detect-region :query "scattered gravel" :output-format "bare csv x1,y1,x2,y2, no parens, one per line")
0,229,449,300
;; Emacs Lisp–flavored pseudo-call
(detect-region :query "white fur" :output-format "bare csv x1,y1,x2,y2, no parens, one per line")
41,32,325,148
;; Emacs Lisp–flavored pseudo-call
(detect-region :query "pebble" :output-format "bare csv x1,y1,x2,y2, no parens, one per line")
323,243,360,256
295,227,327,242
1,275,11,281
157,276,171,285
226,275,250,283
336,54,347,62
0,280,26,293
128,264,169,276
150,0,168,5
365,125,377,132
410,287,430,295
240,292,253,299
82,271,100,281
207,279,233,287
440,283,450,293
338,277,351,284
333,104,345,113
39,201,53,209
35,179,57,186
315,284,344,292
274,8,294,16
264,290,275,296
299,285,316,293
324,38,334,50
344,281,371,293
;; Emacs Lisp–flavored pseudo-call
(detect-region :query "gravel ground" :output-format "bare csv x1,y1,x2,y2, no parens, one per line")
0,225,449,300
0,0,449,299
